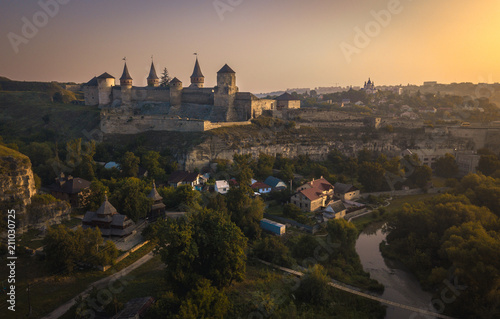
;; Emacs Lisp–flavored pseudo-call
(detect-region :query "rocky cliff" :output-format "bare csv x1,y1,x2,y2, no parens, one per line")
0,145,36,208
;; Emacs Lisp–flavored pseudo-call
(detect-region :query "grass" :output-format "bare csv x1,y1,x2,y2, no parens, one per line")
60,255,165,319
60,217,83,229
0,91,100,143
351,193,442,232
0,241,155,318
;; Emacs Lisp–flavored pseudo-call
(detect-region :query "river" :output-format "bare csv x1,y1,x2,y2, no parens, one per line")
355,222,437,319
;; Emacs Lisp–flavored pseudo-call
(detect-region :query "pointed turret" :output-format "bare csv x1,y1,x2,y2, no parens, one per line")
147,61,159,87
190,57,204,88
120,62,133,88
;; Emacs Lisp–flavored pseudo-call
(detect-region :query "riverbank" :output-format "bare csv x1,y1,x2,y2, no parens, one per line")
356,223,438,319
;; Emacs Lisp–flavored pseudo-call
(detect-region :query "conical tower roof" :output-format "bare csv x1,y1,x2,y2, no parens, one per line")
96,194,118,216
148,61,159,80
148,180,163,201
218,64,235,74
191,57,204,78
120,62,133,80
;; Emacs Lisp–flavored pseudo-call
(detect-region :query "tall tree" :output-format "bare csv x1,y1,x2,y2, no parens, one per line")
142,151,165,180
358,162,386,192
154,209,247,293
434,153,459,178
160,67,172,87
110,177,151,222
121,151,140,177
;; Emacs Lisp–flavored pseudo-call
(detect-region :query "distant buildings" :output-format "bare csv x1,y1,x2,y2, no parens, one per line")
276,92,301,110
455,152,481,177
362,78,376,94
168,171,207,190
401,148,456,168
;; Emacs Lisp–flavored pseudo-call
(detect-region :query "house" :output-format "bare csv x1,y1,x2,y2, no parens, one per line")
251,182,272,194
215,180,230,194
112,296,155,319
333,183,360,201
323,200,347,219
167,171,207,190
291,177,334,212
147,181,165,222
82,195,136,237
341,99,351,107
48,173,91,207
276,92,301,110
264,176,287,190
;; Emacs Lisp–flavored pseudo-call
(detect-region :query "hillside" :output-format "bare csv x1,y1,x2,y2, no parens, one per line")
0,76,11,81
0,90,100,143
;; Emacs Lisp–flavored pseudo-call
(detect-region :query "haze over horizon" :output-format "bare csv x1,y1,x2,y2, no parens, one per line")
1,0,499,93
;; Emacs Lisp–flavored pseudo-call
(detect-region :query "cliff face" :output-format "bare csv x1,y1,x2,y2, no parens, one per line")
0,145,36,209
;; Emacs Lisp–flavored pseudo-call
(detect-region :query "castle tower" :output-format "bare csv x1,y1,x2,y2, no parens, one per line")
169,77,183,107
96,72,115,106
190,57,204,88
120,62,133,106
214,64,239,121
120,62,133,88
147,61,159,87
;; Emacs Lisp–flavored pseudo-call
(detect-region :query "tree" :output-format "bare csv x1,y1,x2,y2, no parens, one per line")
142,151,165,180
357,148,373,164
43,225,118,273
110,177,151,222
295,265,331,305
66,138,96,181
253,236,294,267
441,222,500,318
154,209,247,293
226,188,265,239
176,279,230,319
434,153,459,178
358,162,386,192
409,165,432,189
160,67,172,87
477,154,500,176
81,180,108,211
121,151,140,177
255,153,275,180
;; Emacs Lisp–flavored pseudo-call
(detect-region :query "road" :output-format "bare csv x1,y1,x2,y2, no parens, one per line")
40,251,154,319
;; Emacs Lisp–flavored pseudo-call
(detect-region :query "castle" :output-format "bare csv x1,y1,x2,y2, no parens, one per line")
83,58,294,133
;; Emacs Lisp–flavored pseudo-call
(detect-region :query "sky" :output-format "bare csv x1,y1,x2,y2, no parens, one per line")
0,0,499,93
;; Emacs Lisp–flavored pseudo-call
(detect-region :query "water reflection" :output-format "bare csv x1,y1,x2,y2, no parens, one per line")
356,224,437,319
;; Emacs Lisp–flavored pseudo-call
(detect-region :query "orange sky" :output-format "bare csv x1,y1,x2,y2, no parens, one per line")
0,0,499,93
